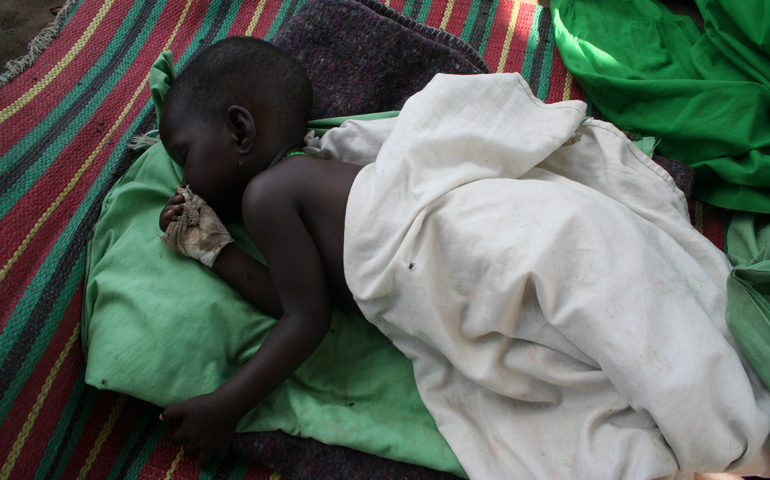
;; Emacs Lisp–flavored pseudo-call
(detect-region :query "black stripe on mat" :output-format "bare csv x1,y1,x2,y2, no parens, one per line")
405,0,425,22
467,0,495,55
110,401,168,479
42,376,98,480
170,0,241,74
0,176,109,403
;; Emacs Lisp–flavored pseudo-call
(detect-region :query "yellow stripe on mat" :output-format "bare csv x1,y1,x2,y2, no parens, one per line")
0,0,193,284
76,395,128,480
269,473,283,480
693,201,704,233
244,0,269,37
439,0,455,31
0,0,117,123
163,448,185,480
0,323,81,480
496,1,521,73
562,71,574,102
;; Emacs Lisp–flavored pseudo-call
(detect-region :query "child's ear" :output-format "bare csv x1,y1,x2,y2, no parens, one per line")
225,105,256,154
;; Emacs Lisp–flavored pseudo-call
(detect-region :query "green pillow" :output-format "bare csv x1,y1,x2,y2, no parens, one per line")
81,143,463,476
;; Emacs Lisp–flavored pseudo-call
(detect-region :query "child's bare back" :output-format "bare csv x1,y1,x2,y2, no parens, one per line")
240,153,363,312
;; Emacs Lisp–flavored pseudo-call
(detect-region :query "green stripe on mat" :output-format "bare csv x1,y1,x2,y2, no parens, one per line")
411,0,433,24
519,6,541,86
264,0,306,40
59,0,82,31
0,0,164,216
459,0,484,53
0,251,85,426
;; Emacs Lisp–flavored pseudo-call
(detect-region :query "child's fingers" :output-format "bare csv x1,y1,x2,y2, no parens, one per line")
164,194,185,209
159,204,184,231
159,403,185,422
163,204,183,217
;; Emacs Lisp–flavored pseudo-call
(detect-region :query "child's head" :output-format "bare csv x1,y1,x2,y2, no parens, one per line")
159,36,312,216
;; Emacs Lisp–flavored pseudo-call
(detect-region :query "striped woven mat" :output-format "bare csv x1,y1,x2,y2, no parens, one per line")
0,0,726,478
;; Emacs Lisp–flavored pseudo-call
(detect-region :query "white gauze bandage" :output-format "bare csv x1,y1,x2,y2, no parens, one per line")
161,185,234,268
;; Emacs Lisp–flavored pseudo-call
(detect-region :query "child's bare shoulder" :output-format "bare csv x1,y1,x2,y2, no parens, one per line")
244,155,316,202
245,155,359,201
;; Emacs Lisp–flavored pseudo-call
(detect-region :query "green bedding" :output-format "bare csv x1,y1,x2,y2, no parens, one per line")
81,141,464,476
726,213,770,391
551,0,770,213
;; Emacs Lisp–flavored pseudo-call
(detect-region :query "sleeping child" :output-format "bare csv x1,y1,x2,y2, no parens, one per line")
157,36,770,479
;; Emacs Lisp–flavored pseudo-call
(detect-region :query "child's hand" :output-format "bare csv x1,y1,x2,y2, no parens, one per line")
160,392,237,468
159,186,234,268
159,193,185,232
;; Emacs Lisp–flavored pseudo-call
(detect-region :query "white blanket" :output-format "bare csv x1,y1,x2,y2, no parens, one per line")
336,73,770,479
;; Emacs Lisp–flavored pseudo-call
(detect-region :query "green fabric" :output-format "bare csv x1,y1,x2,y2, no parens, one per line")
725,213,770,390
630,135,658,159
307,111,400,135
149,51,175,124
82,139,464,477
551,0,770,213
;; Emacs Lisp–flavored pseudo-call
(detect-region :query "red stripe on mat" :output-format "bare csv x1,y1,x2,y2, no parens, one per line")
423,0,448,29
243,461,277,480
0,176,94,329
247,0,285,40
0,286,85,479
480,0,518,71
58,392,124,480
226,1,262,36
137,436,194,480
0,115,120,326
545,54,572,103
0,0,213,324
385,0,407,15
78,396,147,480
0,284,85,465
501,3,535,74
442,0,473,39
0,0,135,156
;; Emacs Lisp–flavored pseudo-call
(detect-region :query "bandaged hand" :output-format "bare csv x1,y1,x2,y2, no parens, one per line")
160,185,234,268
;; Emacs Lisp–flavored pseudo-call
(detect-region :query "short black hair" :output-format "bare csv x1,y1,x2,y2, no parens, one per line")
164,36,312,141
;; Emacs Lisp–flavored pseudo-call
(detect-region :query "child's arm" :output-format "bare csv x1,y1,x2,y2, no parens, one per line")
160,194,283,318
211,244,283,319
158,174,332,467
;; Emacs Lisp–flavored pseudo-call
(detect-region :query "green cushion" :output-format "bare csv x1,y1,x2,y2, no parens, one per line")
81,142,463,476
